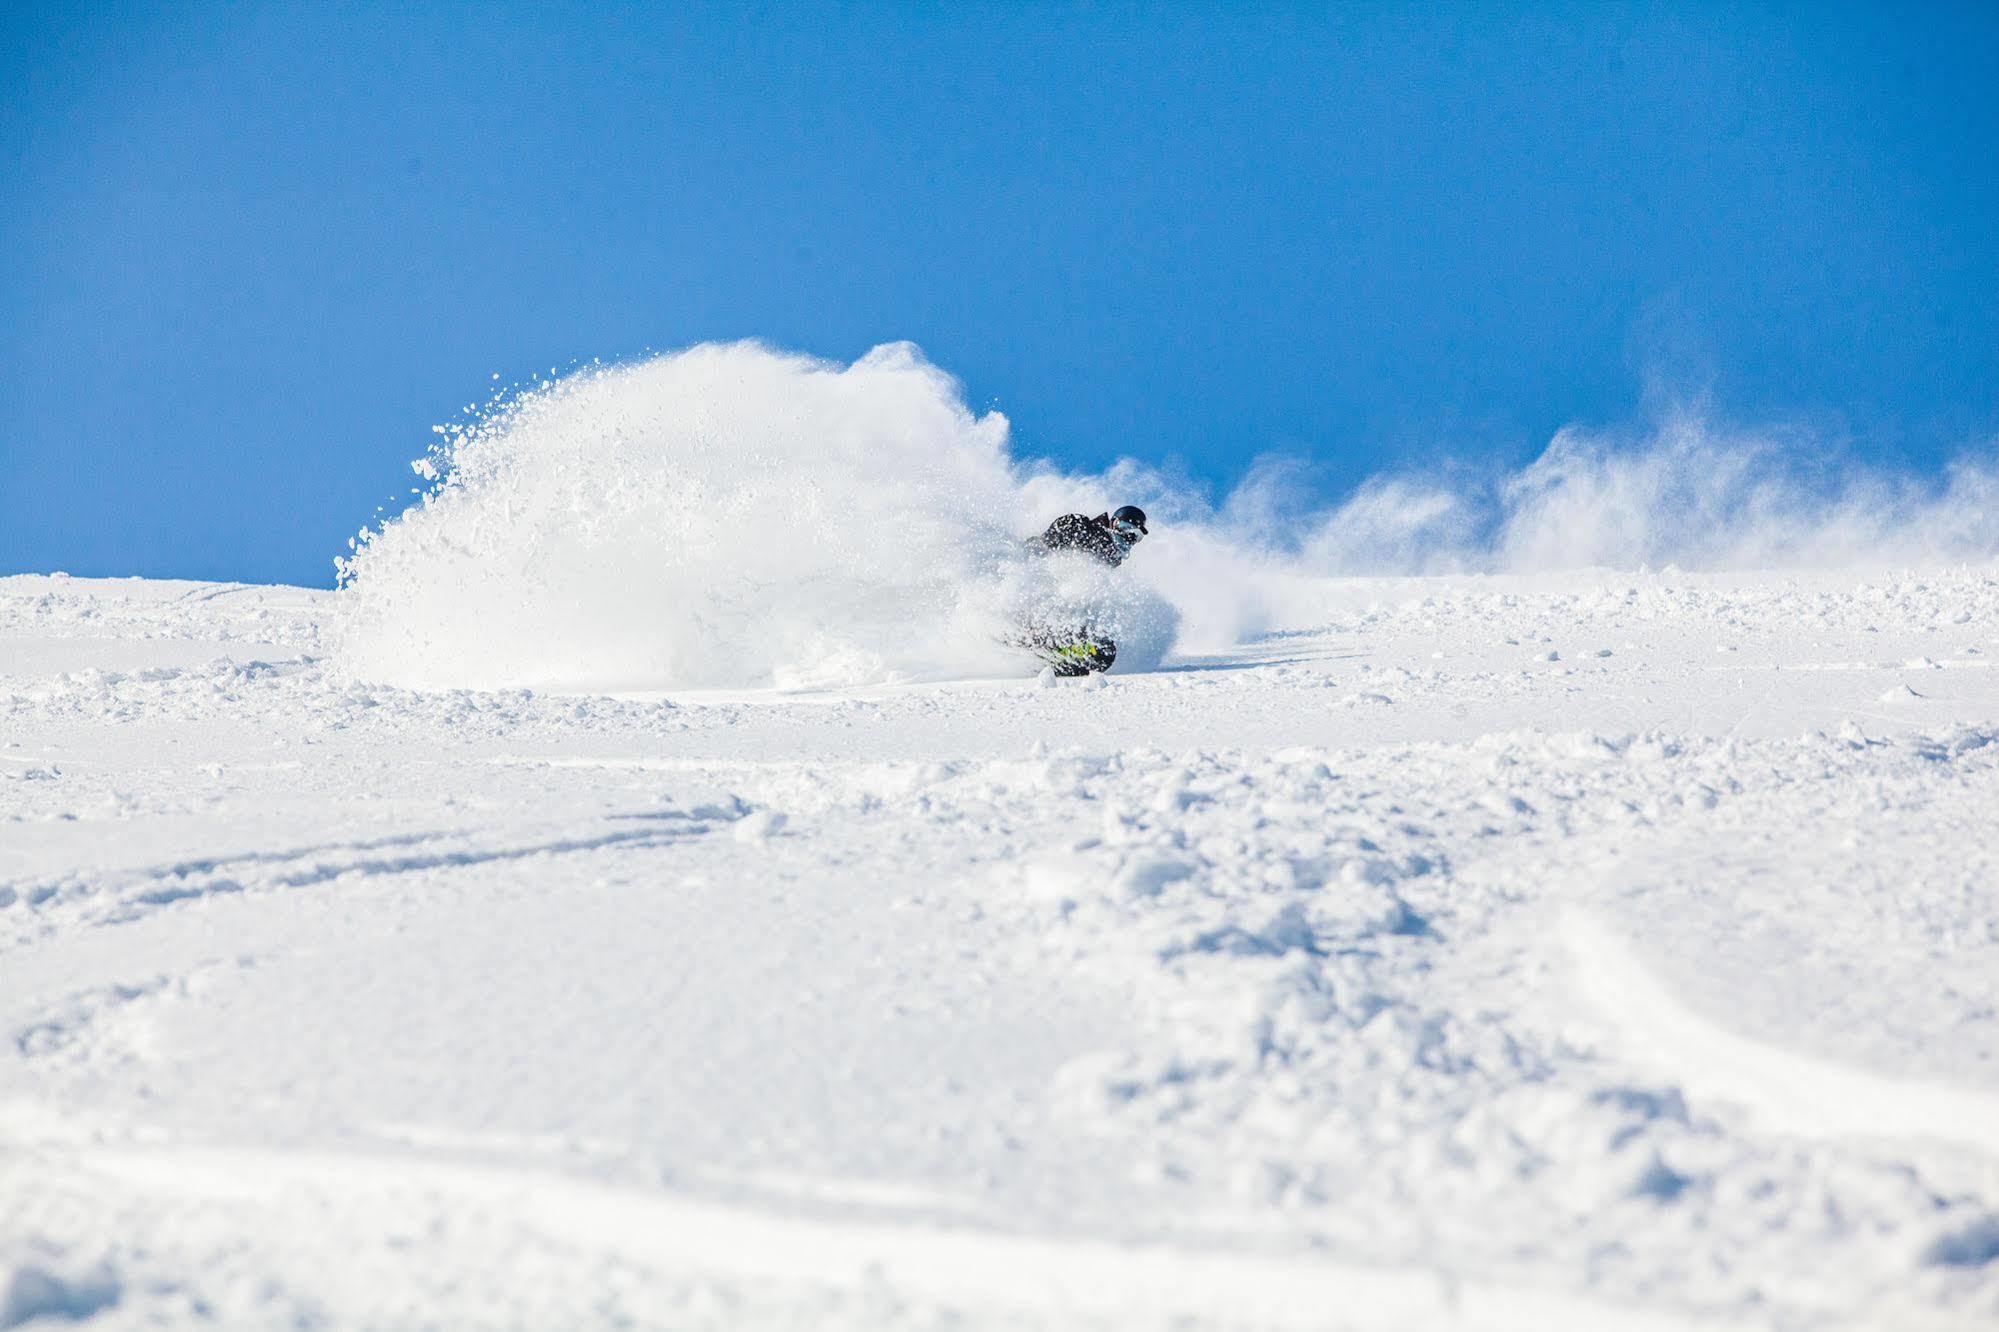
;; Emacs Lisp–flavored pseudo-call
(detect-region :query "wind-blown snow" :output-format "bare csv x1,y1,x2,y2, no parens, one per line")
1298,415,1999,575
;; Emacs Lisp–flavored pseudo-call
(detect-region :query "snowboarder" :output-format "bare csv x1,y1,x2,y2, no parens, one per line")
1037,505,1149,567
1022,505,1149,675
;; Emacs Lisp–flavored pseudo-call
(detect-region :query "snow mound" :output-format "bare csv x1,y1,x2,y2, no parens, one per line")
335,342,1175,691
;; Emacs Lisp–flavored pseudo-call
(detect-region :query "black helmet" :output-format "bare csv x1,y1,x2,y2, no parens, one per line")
1109,505,1148,540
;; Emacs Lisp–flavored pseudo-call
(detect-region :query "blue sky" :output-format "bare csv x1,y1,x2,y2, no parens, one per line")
3,1,1995,586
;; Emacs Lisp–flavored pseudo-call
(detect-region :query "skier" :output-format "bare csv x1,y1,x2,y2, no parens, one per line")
1023,505,1149,675
1037,505,1149,567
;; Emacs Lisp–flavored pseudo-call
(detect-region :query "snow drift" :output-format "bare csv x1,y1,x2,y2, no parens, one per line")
335,342,1175,692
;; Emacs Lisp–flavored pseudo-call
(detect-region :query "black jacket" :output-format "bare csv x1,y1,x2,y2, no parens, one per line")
1038,513,1132,567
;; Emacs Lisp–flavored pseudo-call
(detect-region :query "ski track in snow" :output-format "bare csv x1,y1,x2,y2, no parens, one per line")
1564,912,1999,1157
3,568,1999,1329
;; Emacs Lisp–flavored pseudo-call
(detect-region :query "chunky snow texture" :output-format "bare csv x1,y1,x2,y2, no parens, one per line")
4,566,1999,1329
336,342,1176,692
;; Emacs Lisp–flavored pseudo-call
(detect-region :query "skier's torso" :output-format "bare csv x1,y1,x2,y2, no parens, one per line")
1038,513,1129,567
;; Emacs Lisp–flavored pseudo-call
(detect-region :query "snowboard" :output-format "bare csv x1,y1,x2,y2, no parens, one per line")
1018,629,1118,677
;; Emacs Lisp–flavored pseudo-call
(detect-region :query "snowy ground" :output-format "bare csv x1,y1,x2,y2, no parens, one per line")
4,566,1999,1330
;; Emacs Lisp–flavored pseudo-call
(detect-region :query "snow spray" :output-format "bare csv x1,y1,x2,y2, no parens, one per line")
336,342,1177,691
337,339,1998,693
1294,416,1999,576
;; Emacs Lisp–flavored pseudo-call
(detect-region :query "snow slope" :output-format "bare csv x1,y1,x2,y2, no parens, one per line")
4,565,1999,1329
